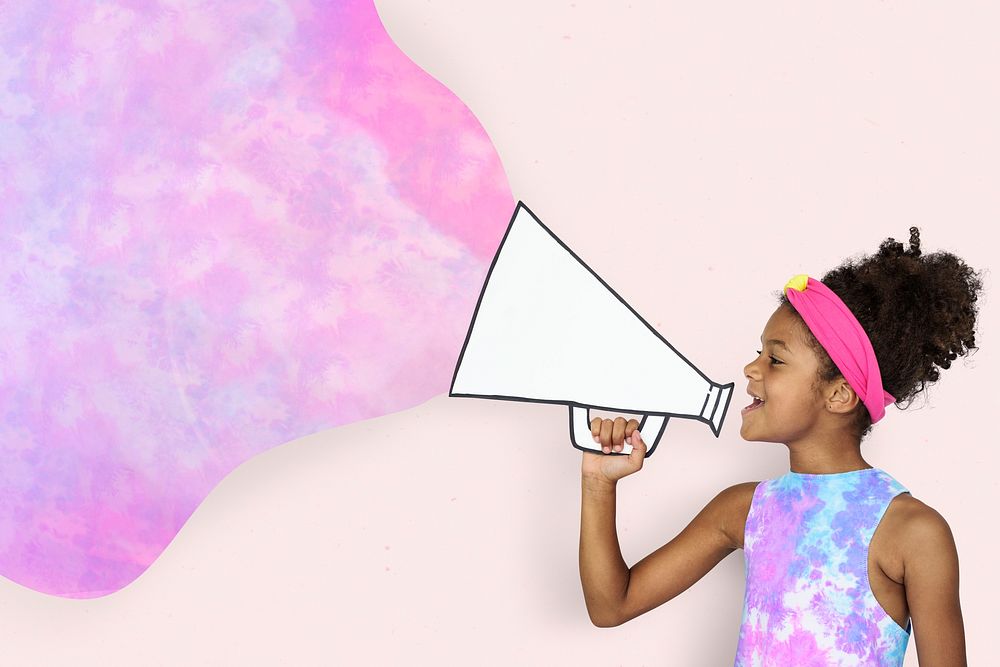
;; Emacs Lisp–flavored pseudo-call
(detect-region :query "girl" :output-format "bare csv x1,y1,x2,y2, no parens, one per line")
579,228,982,666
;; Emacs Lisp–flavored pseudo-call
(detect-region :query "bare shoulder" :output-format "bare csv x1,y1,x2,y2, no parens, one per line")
881,493,958,565
886,493,954,550
884,493,953,537
712,481,761,550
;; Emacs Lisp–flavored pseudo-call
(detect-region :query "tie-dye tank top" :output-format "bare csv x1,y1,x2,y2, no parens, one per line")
734,467,912,666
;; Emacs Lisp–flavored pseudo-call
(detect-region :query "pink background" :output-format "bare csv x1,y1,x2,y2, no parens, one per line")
3,1,996,664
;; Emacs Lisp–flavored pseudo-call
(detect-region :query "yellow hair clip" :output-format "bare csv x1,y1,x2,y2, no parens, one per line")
784,274,809,293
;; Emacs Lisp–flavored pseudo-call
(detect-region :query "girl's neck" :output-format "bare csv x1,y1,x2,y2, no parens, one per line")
786,437,869,475
788,460,874,475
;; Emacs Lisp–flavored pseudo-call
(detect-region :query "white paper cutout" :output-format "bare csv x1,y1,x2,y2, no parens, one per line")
450,202,734,457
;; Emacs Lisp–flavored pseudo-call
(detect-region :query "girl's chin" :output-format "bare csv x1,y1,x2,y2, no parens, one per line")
739,415,769,441
739,422,786,444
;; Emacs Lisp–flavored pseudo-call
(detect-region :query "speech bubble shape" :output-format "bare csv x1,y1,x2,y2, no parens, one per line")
0,0,512,597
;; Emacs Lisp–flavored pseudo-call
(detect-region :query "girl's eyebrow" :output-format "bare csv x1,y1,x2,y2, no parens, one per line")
760,337,791,352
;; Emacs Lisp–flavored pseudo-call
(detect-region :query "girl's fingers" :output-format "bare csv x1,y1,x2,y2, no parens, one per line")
612,417,627,449
585,417,644,454
600,419,613,451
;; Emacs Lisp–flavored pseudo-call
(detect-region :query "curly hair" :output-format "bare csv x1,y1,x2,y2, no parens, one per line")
774,227,986,443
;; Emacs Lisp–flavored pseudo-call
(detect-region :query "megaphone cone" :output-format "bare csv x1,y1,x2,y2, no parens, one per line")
450,201,734,457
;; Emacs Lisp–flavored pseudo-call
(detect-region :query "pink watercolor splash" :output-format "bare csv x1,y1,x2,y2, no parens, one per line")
0,0,513,597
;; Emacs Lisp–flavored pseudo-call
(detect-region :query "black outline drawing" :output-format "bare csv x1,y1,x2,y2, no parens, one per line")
449,201,734,458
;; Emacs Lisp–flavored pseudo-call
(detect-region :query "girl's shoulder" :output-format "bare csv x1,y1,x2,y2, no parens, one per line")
718,481,762,550
876,491,957,581
883,492,949,540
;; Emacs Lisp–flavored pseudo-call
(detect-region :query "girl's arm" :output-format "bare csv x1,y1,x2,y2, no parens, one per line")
579,476,748,627
902,502,967,666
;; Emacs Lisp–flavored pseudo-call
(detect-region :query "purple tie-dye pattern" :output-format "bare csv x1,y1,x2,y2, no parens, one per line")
734,468,911,666
0,1,512,597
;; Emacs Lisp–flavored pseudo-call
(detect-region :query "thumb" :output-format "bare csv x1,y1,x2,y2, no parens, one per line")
628,430,647,462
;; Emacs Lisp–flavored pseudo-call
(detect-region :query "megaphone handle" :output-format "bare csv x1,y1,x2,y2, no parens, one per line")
569,406,667,458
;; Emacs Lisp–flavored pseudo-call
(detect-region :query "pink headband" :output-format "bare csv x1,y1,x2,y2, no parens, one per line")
783,274,895,423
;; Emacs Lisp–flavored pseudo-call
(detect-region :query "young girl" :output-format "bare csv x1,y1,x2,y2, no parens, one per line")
579,228,982,666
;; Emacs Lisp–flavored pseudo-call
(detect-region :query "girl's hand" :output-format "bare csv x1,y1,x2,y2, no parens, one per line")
581,417,647,485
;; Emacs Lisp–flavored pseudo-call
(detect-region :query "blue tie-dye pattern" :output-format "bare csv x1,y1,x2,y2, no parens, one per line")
734,468,912,666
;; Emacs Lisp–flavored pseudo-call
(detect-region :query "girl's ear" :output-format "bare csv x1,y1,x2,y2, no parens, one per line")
825,379,860,413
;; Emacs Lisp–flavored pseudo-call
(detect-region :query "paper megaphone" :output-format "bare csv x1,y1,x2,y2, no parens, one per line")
449,202,734,457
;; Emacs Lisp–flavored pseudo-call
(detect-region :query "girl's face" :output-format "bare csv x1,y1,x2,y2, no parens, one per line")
740,304,828,444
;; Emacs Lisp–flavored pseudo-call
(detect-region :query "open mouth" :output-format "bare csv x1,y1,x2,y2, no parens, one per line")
741,397,764,415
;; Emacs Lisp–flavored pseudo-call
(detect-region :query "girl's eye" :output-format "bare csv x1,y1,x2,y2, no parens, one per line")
755,350,782,365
